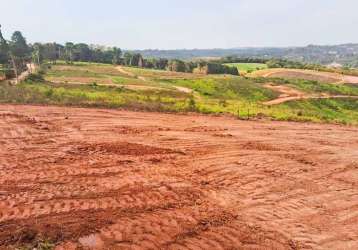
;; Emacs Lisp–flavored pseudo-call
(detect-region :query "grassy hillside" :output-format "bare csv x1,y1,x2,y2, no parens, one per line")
1,62,358,125
224,63,267,73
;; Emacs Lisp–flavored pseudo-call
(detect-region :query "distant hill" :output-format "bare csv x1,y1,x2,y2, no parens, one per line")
132,44,358,67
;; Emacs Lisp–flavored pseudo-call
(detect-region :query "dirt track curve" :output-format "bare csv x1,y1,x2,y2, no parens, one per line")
116,66,193,94
252,68,358,84
263,83,358,105
0,105,357,249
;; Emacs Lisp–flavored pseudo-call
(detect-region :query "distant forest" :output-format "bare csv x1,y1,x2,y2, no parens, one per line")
0,26,238,78
132,44,358,67
1,24,358,81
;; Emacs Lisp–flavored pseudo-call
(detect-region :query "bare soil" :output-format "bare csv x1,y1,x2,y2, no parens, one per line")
116,66,193,93
263,83,358,105
252,68,358,84
0,105,357,249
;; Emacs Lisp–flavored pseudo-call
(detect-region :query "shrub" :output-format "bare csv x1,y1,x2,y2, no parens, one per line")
25,73,45,83
188,97,196,111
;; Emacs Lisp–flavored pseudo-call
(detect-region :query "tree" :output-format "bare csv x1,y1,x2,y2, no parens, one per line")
138,54,145,67
112,47,122,65
167,59,186,72
156,58,168,69
123,52,132,66
129,53,142,66
10,31,29,58
31,43,43,66
9,31,30,82
0,25,9,65
73,43,91,61
42,43,58,64
65,42,75,64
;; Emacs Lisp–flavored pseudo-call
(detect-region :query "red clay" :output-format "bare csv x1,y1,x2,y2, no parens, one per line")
0,105,357,249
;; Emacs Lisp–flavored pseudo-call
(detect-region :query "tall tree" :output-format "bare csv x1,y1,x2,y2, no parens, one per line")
123,52,132,66
112,47,122,65
42,43,58,64
9,31,30,82
73,43,91,61
65,42,75,64
0,25,9,65
138,54,145,68
31,43,43,66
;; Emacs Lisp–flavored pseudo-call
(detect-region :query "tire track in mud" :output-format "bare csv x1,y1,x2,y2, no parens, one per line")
0,105,357,249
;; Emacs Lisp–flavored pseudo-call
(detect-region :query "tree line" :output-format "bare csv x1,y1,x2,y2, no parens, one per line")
0,26,240,80
212,56,268,64
265,58,358,76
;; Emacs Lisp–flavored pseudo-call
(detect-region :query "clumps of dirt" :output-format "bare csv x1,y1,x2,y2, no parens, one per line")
213,133,234,138
174,212,237,240
185,126,227,132
0,112,37,122
281,153,317,166
0,112,54,131
111,126,171,135
112,126,145,135
74,142,179,156
0,210,114,248
242,141,280,151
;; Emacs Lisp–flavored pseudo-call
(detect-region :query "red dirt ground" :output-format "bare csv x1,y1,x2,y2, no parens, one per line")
0,105,357,249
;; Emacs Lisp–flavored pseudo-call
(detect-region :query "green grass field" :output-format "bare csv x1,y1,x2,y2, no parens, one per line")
1,62,358,125
224,63,268,74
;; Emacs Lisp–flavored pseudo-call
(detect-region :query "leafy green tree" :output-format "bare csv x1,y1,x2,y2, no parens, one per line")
10,31,29,58
0,25,11,79
65,42,75,64
129,53,142,66
167,59,186,72
8,31,30,81
31,43,43,65
156,58,168,69
123,52,132,66
112,47,122,65
0,25,9,65
73,43,91,61
42,43,59,64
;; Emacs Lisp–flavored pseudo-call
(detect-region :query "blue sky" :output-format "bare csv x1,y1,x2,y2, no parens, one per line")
1,0,358,49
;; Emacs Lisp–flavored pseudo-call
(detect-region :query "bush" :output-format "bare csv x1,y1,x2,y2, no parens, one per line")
25,73,45,83
188,97,196,111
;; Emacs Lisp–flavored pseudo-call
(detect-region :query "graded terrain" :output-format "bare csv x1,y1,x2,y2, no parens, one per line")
2,62,358,125
1,104,357,249
251,68,358,84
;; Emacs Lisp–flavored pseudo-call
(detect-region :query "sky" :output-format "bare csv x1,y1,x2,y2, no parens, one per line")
1,0,358,50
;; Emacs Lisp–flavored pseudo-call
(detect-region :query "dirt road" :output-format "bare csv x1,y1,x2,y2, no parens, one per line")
251,68,358,84
0,105,357,249
116,66,193,94
263,83,358,105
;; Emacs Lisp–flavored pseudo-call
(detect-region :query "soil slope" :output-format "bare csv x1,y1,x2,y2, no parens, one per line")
251,68,358,84
0,105,357,249
263,83,358,105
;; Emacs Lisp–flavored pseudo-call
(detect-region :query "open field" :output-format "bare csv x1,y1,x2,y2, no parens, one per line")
224,63,268,73
45,63,152,87
251,68,358,84
1,62,358,124
0,104,357,249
